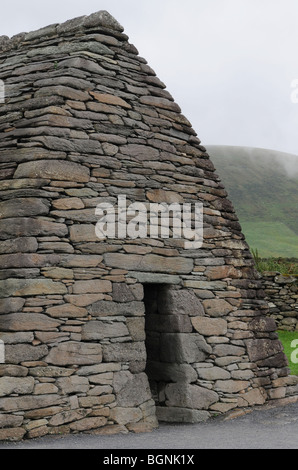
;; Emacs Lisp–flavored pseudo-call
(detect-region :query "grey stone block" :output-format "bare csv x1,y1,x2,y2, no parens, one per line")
156,406,210,423
159,333,212,364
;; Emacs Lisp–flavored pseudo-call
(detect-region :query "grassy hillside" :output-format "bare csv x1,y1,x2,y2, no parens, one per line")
206,146,298,258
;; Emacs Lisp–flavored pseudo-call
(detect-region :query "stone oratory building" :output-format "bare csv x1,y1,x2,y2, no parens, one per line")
0,11,297,441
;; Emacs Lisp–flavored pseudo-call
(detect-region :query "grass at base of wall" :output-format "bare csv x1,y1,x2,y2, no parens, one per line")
251,251,298,275
278,331,298,376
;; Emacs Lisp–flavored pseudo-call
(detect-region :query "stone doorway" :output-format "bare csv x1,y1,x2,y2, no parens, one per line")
144,284,167,408
143,284,210,422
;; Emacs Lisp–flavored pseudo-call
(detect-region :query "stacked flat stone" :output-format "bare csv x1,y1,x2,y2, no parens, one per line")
0,11,297,441
263,272,298,331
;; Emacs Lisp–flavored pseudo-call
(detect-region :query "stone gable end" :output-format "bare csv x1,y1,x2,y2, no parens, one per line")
0,10,297,441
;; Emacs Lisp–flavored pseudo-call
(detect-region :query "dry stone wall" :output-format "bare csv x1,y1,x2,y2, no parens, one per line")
0,11,297,441
263,272,298,331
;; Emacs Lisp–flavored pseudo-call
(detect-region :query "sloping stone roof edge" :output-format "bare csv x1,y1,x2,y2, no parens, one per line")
0,10,125,52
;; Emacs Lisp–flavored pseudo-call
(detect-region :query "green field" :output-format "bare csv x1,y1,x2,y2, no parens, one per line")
241,221,298,258
206,145,298,258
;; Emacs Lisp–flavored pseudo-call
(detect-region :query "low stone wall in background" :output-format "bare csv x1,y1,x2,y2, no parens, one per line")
263,272,298,331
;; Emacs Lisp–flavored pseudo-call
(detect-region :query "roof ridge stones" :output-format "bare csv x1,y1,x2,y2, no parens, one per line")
0,11,125,53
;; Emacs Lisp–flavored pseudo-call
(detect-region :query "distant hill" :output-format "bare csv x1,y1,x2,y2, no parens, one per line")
206,145,298,258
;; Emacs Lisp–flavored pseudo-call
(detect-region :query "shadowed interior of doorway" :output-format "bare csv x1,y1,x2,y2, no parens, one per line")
143,283,209,423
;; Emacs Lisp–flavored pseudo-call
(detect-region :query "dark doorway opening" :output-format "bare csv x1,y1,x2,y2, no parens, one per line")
143,284,193,409
144,283,165,407
143,283,211,423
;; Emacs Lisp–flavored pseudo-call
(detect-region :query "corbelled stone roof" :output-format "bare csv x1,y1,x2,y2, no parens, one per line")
0,10,297,442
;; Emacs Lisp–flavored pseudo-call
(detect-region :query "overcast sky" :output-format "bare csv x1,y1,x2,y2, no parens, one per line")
1,0,298,159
